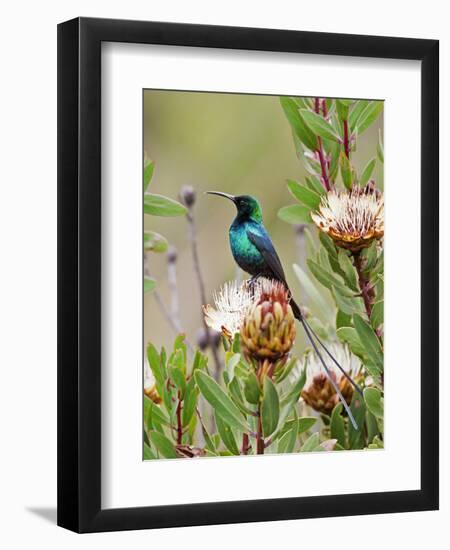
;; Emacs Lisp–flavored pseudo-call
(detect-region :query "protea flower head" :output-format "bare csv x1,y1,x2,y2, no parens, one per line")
144,356,162,404
311,185,384,252
300,343,361,415
240,279,296,365
203,279,257,339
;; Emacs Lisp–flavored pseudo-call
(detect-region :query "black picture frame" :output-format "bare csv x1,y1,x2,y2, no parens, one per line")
57,17,439,533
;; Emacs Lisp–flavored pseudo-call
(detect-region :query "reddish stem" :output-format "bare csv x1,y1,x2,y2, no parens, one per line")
343,119,350,159
353,252,373,318
176,392,183,445
242,433,250,455
313,97,331,191
317,138,331,191
314,97,320,114
256,409,264,455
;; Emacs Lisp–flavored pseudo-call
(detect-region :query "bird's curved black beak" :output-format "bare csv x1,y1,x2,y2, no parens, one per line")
206,191,236,203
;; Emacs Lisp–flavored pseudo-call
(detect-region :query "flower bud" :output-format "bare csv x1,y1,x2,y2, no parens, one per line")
179,185,196,208
240,279,296,364
167,245,178,263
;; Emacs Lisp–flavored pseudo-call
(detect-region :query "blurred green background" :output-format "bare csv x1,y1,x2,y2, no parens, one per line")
144,90,383,355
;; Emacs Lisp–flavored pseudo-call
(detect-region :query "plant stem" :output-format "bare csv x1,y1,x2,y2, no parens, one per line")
313,97,331,191
256,406,264,455
186,208,222,379
152,288,194,353
176,392,183,445
317,139,331,191
241,433,250,455
153,288,182,333
343,119,351,159
167,253,181,330
353,251,373,318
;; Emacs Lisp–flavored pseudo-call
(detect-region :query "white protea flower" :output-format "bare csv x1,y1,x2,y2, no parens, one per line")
203,278,279,339
144,355,161,404
311,185,384,252
298,342,361,415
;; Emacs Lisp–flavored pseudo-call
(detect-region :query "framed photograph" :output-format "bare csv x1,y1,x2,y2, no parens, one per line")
57,17,439,533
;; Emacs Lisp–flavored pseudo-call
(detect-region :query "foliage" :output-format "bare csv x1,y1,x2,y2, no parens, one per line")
143,157,187,293
143,96,384,458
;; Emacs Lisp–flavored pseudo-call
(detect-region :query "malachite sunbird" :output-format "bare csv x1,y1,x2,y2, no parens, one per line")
207,191,362,429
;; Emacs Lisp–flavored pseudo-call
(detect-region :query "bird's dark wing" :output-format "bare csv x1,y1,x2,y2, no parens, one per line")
247,227,287,285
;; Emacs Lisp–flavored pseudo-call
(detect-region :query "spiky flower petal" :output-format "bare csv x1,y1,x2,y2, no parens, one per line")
311,186,384,252
300,343,360,415
203,280,256,338
240,279,296,363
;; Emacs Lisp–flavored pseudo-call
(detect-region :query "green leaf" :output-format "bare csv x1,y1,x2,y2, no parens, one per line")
169,364,186,398
244,371,260,405
274,357,298,384
143,442,156,460
307,258,346,292
353,314,383,371
377,129,384,163
277,420,298,453
147,343,164,388
215,414,240,455
182,377,198,427
336,309,352,329
362,240,378,272
148,431,177,458
300,109,341,142
287,180,321,210
355,101,383,134
194,371,249,432
319,231,337,259
340,152,353,190
261,377,280,438
366,410,379,443
143,159,154,192
337,249,359,291
349,100,370,132
332,286,364,316
359,158,376,187
330,403,346,448
144,277,156,293
370,300,384,329
364,387,384,419
336,99,350,121
305,175,326,196
297,416,317,434
328,140,341,182
292,264,331,316
301,432,320,452
274,368,307,438
348,392,366,449
336,327,367,358
280,97,318,151
144,231,168,253
144,395,170,430
278,204,312,224
144,194,187,217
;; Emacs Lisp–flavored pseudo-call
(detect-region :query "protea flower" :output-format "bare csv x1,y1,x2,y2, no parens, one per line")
240,279,296,365
144,356,162,404
311,185,384,252
300,343,361,415
203,279,258,339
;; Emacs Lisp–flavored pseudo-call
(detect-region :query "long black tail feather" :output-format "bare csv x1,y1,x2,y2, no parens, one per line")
290,298,360,430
